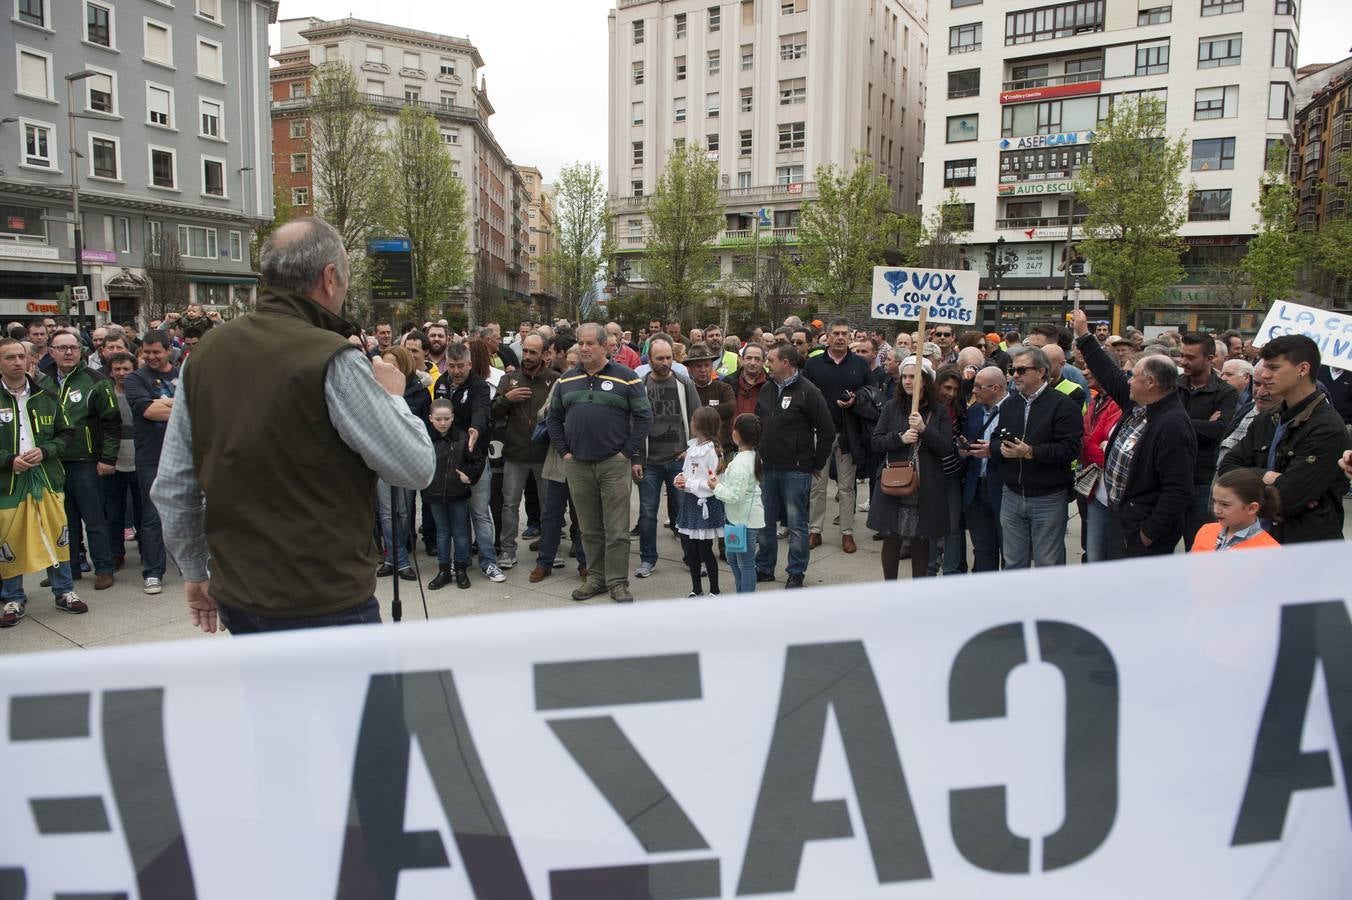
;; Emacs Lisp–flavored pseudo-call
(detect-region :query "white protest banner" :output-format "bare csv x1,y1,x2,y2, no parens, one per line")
1,546,1349,899
871,266,980,327
1253,299,1352,371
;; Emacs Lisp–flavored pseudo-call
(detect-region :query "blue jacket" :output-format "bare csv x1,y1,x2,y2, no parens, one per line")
962,401,1005,513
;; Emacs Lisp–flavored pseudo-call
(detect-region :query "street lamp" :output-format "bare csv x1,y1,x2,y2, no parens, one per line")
985,235,1013,332
65,70,99,329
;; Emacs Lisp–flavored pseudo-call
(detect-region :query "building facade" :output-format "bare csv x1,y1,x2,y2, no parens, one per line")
519,165,560,314
1,0,274,326
922,0,1300,331
607,0,928,297
1291,57,1351,234
270,17,529,308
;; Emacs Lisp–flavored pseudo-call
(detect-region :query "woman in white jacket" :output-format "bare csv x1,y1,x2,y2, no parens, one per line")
709,413,766,593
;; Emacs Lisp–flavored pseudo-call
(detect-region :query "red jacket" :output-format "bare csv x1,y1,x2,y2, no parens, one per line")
1081,391,1122,493
612,343,641,370
727,370,766,418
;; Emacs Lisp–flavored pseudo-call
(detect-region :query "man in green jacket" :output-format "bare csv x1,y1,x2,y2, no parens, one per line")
47,330,121,590
0,338,83,627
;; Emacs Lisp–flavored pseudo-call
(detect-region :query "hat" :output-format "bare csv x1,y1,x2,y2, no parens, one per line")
1109,335,1130,346
899,354,935,378
922,341,942,358
684,342,720,363
985,332,1001,345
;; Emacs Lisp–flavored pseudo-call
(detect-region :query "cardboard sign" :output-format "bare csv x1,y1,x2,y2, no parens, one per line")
1253,300,1352,371
871,266,980,325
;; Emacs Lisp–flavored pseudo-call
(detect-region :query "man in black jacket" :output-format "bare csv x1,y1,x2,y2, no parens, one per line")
1073,311,1198,558
1178,332,1238,549
804,318,871,553
1219,335,1350,543
970,345,1082,568
754,344,836,588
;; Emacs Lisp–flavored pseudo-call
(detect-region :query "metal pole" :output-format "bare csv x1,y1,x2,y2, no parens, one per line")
751,213,761,325
389,483,402,623
1060,193,1075,324
67,77,85,328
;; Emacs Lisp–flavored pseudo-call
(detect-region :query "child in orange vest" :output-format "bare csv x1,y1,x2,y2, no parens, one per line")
1192,468,1281,552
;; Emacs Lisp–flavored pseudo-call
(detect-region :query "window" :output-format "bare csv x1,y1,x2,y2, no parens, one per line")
737,171,752,188
402,51,420,70
144,19,172,67
198,0,221,22
709,5,721,30
1004,0,1105,46
706,92,720,117
777,120,805,150
292,187,309,206
86,70,116,115
943,158,977,187
1065,56,1103,80
17,47,52,99
290,81,308,99
117,217,131,253
1267,81,1292,120
675,56,687,81
1012,64,1049,87
1138,5,1172,23
1192,137,1235,170
707,132,720,152
21,120,54,168
1274,0,1295,14
1198,34,1241,67
366,79,384,94
949,22,981,53
442,127,460,145
779,77,806,105
780,33,806,60
1271,30,1295,71
202,157,225,197
632,141,644,165
740,87,753,112
287,119,306,140
147,84,173,127
741,44,754,70
149,146,176,188
404,88,419,103
439,59,456,77
89,134,120,179
198,39,223,80
1194,84,1238,119
632,100,645,125
85,2,113,48
148,220,162,254
633,20,644,44
776,164,805,184
365,45,384,64
439,91,457,109
199,99,222,138
1200,0,1242,14
633,60,644,84
1005,199,1044,220
781,0,807,12
17,0,45,27
675,97,686,122
177,224,218,259
1136,41,1169,75
740,129,753,155
708,50,720,75
229,230,242,262
1189,188,1231,220
632,179,644,197
675,12,687,38
947,113,978,142
948,69,980,98
290,153,308,173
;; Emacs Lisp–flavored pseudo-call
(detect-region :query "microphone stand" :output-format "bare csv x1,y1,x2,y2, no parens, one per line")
389,483,402,623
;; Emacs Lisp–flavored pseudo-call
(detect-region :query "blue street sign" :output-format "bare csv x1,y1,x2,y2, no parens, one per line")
368,237,411,253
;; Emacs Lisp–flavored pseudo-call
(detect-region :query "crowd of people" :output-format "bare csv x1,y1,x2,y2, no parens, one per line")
2,216,1349,634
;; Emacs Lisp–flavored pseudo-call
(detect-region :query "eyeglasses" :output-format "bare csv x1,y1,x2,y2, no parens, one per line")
51,345,81,353
1011,366,1038,375
933,332,953,339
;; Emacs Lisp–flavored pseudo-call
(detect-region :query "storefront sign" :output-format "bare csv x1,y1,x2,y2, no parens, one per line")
997,181,1075,197
999,80,1102,104
0,245,60,261
80,249,117,264
0,300,64,316
998,130,1097,150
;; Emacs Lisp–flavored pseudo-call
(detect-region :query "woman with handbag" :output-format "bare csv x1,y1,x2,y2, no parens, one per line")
867,357,955,580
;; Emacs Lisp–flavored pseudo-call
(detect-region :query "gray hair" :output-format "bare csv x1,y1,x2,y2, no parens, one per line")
103,324,125,340
575,322,604,344
1222,358,1254,378
444,342,470,363
1140,354,1178,391
259,217,348,295
1010,346,1050,380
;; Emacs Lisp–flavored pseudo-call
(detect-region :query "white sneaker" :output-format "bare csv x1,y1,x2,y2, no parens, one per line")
143,577,162,595
1,600,25,628
551,557,566,568
482,564,506,583
635,561,656,578
776,525,788,538
498,554,517,570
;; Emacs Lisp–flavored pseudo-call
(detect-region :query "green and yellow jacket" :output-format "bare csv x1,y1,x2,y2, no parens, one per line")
47,362,120,465
0,375,73,494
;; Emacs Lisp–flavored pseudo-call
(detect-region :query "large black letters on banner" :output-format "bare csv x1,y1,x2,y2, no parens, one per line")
948,622,1119,873
736,641,931,895
1232,600,1352,845
336,671,532,900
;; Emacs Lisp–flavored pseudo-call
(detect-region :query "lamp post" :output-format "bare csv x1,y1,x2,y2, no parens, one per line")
65,70,99,329
985,235,1013,332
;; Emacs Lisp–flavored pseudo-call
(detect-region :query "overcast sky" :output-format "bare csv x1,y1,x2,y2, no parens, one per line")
275,0,1352,185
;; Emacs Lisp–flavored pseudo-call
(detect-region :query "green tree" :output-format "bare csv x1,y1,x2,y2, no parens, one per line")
643,142,723,319
309,61,383,262
1315,150,1352,300
1241,144,1300,308
791,152,900,310
249,182,296,271
1073,96,1189,323
917,191,971,269
545,162,612,321
372,106,469,318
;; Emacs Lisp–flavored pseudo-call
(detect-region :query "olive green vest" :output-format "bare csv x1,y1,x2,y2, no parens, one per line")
185,288,376,617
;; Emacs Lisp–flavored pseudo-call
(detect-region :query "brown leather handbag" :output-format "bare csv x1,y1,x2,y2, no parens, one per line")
880,452,919,497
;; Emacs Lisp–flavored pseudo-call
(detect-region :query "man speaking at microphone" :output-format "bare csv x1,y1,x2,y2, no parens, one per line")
151,218,434,634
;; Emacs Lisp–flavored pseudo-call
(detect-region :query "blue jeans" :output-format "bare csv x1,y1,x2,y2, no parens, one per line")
1084,497,1114,563
536,478,585,570
136,465,166,579
63,460,114,574
469,470,497,570
999,488,1069,569
638,458,683,565
428,497,472,567
101,469,141,560
1181,482,1213,552
727,527,760,593
2,561,74,603
756,469,812,577
376,480,413,569
218,596,381,634
966,480,1003,573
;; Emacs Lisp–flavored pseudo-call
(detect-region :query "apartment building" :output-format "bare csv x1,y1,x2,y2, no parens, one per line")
923,0,1300,329
607,0,927,294
271,17,529,305
1,0,276,324
1291,56,1352,234
518,165,560,313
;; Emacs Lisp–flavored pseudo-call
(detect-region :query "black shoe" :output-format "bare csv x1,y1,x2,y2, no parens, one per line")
871,531,885,541
376,562,394,577
522,525,541,539
428,566,453,590
755,570,775,583
397,566,416,581
629,523,640,536
785,574,805,589
455,564,471,589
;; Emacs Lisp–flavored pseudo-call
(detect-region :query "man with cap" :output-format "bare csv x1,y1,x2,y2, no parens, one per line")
1109,335,1134,367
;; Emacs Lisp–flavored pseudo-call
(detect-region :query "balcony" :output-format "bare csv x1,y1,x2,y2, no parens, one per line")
618,227,801,251
995,214,1087,230
1001,70,1103,92
270,92,480,123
